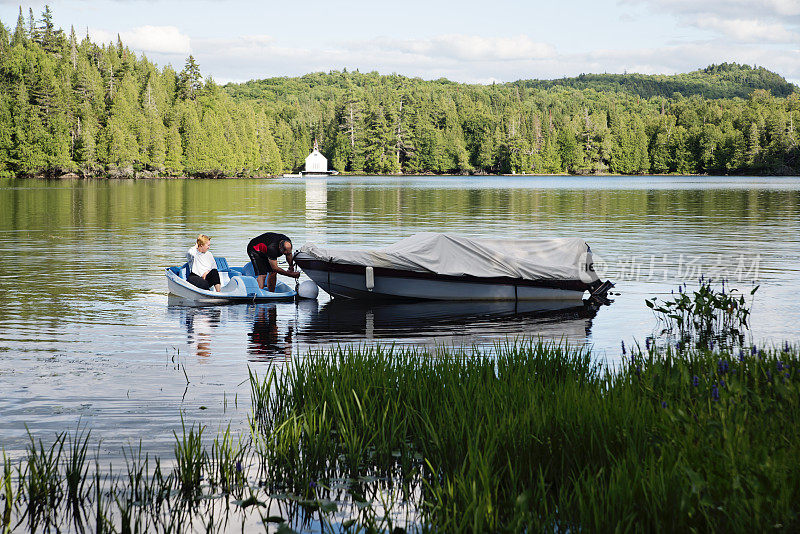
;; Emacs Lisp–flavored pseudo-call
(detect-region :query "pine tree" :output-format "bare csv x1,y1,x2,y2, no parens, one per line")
12,7,26,46
27,8,36,44
164,121,184,175
178,55,202,101
540,133,561,173
0,16,9,52
256,114,282,175
179,103,202,173
69,26,78,69
557,127,579,172
74,110,97,171
11,82,49,174
0,94,13,176
37,5,63,53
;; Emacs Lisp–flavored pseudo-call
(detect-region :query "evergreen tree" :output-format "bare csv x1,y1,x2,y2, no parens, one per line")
178,55,202,101
0,94,13,176
0,5,798,179
557,127,579,172
164,121,183,175
74,110,97,170
12,7,26,46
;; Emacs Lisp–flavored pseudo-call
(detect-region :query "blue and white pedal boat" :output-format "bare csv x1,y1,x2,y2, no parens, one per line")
165,257,296,303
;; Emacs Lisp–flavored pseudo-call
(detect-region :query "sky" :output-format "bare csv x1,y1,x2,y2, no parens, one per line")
1,0,798,85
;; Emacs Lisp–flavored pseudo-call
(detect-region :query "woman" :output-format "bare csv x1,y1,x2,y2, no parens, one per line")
186,234,222,291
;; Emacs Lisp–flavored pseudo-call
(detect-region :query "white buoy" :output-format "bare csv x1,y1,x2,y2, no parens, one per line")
297,280,319,299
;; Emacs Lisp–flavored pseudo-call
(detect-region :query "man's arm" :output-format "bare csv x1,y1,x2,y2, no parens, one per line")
269,258,300,277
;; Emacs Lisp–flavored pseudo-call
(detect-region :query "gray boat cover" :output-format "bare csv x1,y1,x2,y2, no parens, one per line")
298,233,598,282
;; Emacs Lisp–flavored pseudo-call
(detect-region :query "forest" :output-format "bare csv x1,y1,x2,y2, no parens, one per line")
0,6,798,178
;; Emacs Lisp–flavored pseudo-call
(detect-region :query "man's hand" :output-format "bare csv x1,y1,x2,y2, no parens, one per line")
290,271,300,279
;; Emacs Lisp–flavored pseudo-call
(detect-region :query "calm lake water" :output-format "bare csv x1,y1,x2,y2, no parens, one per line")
1,175,799,458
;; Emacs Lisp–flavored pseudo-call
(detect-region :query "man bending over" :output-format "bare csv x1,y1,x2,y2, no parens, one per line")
247,232,300,291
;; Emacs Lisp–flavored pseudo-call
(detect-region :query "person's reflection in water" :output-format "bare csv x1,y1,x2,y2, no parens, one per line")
248,304,293,361
184,307,221,361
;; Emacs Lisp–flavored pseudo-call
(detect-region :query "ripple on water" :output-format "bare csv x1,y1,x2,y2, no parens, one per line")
0,175,799,460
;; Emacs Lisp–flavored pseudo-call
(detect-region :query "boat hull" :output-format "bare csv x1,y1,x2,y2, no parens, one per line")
295,258,589,301
165,268,295,303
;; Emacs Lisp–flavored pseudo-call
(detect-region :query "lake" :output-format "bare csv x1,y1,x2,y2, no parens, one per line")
1,175,799,458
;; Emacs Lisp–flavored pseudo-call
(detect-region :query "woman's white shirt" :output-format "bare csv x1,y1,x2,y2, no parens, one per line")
187,245,216,276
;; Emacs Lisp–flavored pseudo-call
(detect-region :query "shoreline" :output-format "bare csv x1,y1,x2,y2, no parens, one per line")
4,171,800,180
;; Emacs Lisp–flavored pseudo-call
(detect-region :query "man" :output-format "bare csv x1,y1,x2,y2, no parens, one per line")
247,232,300,291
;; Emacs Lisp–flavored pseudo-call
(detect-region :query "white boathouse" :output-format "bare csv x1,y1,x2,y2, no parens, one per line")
301,140,338,176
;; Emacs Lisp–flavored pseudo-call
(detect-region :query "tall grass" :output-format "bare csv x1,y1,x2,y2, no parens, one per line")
2,339,798,532
251,339,800,532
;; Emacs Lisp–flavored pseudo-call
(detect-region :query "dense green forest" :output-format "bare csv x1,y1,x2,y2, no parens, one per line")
0,6,798,178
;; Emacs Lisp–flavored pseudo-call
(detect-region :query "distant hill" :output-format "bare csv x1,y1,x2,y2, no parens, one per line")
510,63,797,99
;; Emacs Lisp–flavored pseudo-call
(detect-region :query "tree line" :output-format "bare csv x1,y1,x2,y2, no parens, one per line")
0,6,798,178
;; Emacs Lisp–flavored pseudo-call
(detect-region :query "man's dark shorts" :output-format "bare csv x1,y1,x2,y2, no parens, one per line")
247,246,273,276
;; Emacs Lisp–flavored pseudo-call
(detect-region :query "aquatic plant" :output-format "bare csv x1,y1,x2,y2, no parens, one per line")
1,338,798,532
646,279,758,348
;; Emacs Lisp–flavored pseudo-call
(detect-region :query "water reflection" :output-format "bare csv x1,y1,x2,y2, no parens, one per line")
167,297,599,359
248,303,293,361
305,178,328,243
302,299,598,346
3,176,800,460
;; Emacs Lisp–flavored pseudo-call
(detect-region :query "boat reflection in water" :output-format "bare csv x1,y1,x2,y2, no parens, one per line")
167,296,600,360
302,298,598,349
248,303,293,361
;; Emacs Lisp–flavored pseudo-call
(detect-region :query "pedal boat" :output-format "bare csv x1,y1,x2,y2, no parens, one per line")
165,257,296,303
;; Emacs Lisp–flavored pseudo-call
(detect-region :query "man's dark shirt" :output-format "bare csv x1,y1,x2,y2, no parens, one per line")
248,232,290,259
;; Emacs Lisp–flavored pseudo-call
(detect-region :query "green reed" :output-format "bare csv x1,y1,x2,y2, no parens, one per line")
1,338,798,532
173,415,206,502
249,339,800,532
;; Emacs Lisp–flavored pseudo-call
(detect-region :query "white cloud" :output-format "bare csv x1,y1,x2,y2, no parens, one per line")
89,25,190,55
696,16,800,43
621,0,800,18
364,35,556,62
189,32,799,87
621,0,800,37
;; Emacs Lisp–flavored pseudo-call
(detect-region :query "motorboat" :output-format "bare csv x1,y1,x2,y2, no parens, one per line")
293,233,612,302
165,257,296,303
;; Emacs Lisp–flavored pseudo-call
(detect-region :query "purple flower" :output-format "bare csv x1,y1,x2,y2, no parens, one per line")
711,384,720,401
777,361,785,372
718,359,729,374
309,481,317,488
785,372,791,380
661,401,668,408
720,379,726,388
621,340,626,355
738,350,745,363
751,345,758,355
646,338,651,350
236,461,242,473
692,375,700,387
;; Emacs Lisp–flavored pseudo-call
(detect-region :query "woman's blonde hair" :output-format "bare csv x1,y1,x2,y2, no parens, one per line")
196,234,211,246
